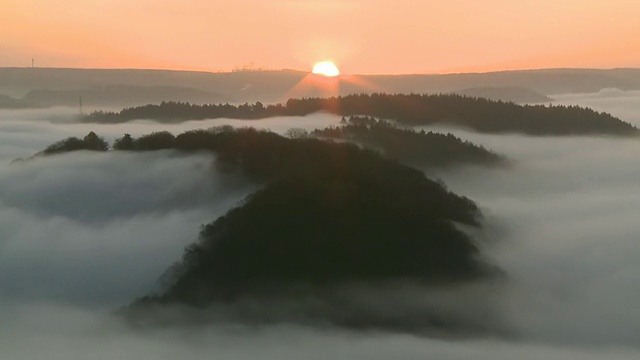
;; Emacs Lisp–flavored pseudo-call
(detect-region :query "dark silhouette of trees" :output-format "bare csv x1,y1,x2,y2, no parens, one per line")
113,133,135,150
131,131,175,151
158,173,488,308
40,127,497,329
112,131,176,151
84,93,639,136
284,128,310,139
41,131,108,155
114,127,489,309
82,131,109,151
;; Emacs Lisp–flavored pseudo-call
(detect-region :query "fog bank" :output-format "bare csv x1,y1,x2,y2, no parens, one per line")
2,92,640,358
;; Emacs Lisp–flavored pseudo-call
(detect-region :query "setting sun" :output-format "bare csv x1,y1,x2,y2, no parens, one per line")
312,61,340,77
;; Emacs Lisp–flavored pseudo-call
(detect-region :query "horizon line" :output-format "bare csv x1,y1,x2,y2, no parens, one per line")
1,65,638,77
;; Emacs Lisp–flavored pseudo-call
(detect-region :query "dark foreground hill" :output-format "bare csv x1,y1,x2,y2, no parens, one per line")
84,93,638,136
36,127,496,331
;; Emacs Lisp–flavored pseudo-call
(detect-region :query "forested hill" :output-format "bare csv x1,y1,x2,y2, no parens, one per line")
127,128,491,329
36,128,494,330
83,93,638,136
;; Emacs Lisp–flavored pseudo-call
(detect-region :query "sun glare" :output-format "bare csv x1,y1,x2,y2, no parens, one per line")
312,61,340,77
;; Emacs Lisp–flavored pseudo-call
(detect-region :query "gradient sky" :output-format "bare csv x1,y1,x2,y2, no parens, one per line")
1,0,639,74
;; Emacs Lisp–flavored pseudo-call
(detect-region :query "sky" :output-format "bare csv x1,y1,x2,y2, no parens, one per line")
1,0,640,74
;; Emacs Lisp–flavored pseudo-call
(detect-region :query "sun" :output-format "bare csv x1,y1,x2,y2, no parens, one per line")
312,61,340,77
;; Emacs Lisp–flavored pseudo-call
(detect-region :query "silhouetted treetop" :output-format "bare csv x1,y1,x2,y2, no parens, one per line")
40,131,109,155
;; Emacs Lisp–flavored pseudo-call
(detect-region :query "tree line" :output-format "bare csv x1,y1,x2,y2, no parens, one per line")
38,118,507,170
83,93,639,136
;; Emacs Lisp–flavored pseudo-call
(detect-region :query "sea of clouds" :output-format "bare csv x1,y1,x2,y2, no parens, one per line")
1,91,640,359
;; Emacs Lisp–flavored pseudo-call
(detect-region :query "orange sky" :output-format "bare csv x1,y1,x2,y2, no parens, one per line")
1,0,639,74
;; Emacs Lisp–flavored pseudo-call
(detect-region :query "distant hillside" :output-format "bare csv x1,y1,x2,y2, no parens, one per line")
0,68,305,104
22,85,225,108
84,93,638,136
1,67,639,105
0,94,37,109
451,87,553,104
367,68,640,96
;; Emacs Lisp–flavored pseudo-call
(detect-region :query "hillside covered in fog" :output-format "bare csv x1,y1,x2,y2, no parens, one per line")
33,127,495,331
4,87,640,359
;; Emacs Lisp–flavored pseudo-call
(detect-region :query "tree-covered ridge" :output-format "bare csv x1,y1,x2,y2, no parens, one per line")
83,93,638,136
40,131,109,155
311,116,506,167
36,122,505,170
118,128,490,325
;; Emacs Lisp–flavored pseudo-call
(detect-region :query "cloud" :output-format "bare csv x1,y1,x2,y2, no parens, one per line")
1,152,247,222
0,116,258,306
554,89,640,127
417,91,640,347
2,92,640,358
2,303,640,360
0,151,254,306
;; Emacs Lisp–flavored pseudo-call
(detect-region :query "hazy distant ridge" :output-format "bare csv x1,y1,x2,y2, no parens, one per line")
23,85,225,108
2,67,639,105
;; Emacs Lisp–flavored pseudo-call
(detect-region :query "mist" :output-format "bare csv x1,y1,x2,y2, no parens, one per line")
2,303,639,360
0,152,257,305
416,90,640,348
554,89,640,126
2,91,640,358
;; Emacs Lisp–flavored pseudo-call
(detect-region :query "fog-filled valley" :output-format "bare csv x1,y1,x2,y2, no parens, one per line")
2,89,640,359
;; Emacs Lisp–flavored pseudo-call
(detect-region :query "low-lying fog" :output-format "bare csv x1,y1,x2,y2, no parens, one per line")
554,89,640,126
1,91,639,358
